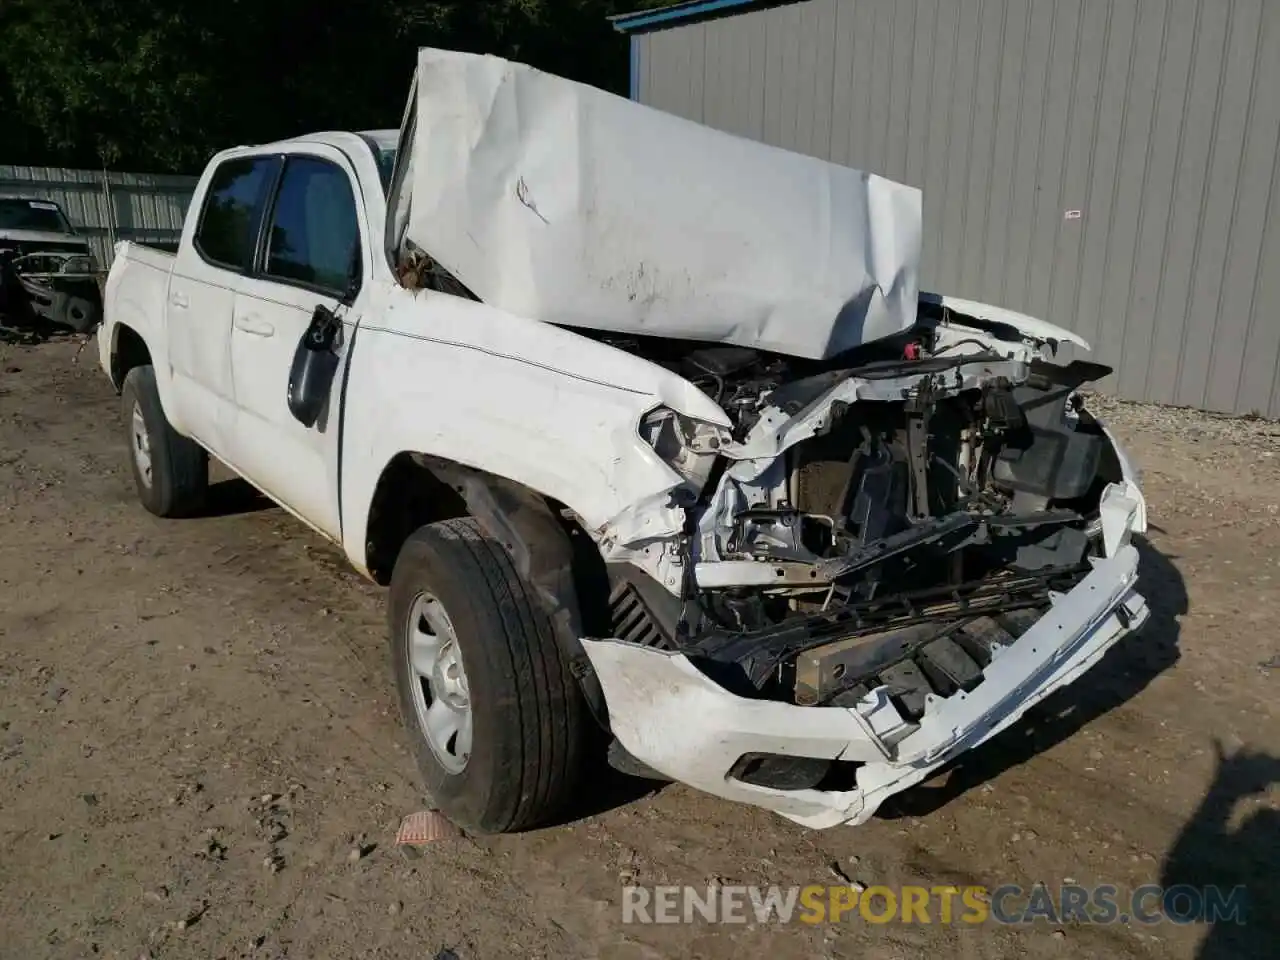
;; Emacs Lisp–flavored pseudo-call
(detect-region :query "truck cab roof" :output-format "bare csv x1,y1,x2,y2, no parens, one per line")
221,129,397,156
210,129,400,197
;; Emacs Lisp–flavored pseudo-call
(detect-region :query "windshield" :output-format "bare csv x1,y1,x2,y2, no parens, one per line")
373,147,398,193
0,198,74,234
357,135,398,194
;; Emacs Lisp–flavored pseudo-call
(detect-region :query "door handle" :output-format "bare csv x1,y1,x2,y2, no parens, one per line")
169,291,189,309
234,314,275,338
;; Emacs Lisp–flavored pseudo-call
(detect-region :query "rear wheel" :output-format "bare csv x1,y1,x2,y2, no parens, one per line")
389,518,589,833
121,365,208,517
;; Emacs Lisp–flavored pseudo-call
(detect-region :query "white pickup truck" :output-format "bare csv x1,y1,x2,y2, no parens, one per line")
98,49,1149,835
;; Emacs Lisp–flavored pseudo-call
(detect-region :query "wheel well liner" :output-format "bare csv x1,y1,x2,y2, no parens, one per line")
365,453,611,726
110,324,152,392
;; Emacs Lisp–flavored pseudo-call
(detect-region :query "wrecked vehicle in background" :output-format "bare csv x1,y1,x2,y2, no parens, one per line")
98,48,1149,835
0,197,103,334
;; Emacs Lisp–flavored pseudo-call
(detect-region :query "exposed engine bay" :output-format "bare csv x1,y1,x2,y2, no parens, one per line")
583,301,1138,791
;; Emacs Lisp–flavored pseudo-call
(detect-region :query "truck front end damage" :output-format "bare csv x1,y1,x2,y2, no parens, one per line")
0,200,103,335
0,247,103,334
386,49,1149,828
582,300,1148,828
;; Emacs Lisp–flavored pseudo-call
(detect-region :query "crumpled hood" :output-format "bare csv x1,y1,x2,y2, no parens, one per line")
388,48,923,361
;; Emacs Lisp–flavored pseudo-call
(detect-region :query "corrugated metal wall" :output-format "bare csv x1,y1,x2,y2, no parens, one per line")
634,0,1280,416
0,166,198,269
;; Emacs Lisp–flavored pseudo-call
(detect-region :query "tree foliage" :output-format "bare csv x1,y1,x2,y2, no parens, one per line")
0,0,674,174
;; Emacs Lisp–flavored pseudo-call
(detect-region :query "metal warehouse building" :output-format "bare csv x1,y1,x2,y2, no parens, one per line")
613,0,1280,417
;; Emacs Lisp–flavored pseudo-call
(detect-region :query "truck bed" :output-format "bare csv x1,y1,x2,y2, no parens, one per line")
118,242,177,269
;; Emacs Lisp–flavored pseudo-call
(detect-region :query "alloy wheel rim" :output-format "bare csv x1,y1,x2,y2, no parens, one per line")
406,592,472,774
131,403,153,488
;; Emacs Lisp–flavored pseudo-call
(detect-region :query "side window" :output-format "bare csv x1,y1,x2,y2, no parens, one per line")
194,157,275,271
263,157,360,295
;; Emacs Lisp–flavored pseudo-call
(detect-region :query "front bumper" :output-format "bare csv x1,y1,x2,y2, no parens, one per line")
582,487,1148,828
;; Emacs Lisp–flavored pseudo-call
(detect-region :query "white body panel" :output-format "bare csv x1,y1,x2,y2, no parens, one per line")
229,273,348,538
223,139,385,537
338,285,727,573
922,292,1091,351
391,49,923,360
99,243,180,421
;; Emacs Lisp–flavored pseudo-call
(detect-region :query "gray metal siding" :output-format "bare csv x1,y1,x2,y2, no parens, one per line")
0,165,198,269
634,0,1280,416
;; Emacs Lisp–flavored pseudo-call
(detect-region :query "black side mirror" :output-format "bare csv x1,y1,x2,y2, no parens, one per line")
287,304,342,427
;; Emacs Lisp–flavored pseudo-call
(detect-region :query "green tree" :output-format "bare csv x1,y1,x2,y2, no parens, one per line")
0,0,672,173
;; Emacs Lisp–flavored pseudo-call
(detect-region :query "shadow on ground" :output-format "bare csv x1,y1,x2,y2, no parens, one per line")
879,536,1186,819
198,477,277,518
1160,747,1280,960
565,765,668,824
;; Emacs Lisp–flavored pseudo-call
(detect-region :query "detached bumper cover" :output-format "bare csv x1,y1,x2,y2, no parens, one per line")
583,538,1147,829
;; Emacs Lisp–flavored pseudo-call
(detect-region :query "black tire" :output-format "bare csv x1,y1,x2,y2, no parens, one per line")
120,365,208,517
389,517,589,834
62,295,101,334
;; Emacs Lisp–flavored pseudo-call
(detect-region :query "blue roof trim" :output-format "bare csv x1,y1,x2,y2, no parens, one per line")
611,0,761,34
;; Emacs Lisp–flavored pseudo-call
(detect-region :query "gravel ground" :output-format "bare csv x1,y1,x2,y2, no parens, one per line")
1,337,1277,960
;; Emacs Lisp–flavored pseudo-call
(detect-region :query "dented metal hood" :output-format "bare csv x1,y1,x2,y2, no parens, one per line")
387,48,923,361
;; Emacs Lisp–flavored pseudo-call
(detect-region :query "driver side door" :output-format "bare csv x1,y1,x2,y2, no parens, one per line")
227,150,367,540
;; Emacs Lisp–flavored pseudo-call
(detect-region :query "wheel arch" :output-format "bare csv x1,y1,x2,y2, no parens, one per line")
108,323,153,393
363,452,612,725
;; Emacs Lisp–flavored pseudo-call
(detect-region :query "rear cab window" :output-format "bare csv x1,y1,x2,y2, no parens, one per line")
193,157,278,271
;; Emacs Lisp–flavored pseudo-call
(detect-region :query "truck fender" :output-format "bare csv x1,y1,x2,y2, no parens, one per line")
413,455,610,728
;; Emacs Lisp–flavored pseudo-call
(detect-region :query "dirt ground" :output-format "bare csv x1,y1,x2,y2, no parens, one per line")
1,336,1278,960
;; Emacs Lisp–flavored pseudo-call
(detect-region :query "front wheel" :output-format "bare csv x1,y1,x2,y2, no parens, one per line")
120,365,208,517
389,518,590,834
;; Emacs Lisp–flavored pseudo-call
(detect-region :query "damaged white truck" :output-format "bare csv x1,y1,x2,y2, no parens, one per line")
98,49,1149,833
